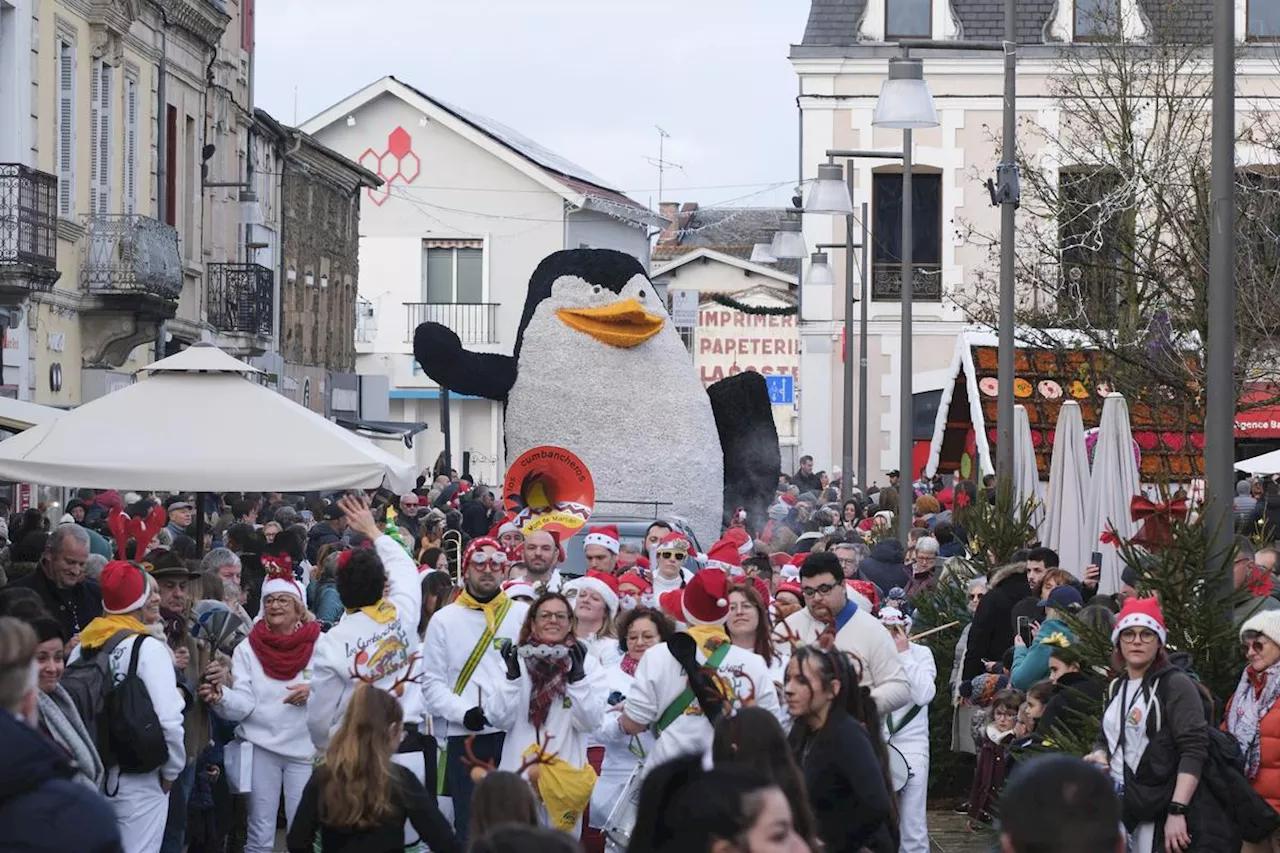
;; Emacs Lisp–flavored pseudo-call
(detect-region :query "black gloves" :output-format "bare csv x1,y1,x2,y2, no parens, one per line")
463,706,488,732
500,639,521,681
568,640,588,684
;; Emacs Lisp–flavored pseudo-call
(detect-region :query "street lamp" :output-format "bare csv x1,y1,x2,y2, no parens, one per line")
804,252,835,288
874,59,939,543
806,164,854,216
770,218,807,260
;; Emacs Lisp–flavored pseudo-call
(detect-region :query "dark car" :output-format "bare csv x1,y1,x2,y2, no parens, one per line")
558,515,702,578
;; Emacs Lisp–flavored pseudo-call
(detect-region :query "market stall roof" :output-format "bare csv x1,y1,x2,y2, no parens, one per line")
0,344,416,492
925,329,1205,481
0,397,65,432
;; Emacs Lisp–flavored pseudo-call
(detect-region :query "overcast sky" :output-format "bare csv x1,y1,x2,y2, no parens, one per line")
254,0,809,210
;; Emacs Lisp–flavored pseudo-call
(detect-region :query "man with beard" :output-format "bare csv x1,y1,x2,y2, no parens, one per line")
421,537,529,842
521,529,564,595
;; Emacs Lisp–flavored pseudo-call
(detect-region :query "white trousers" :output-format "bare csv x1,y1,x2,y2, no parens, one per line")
898,751,929,853
111,771,169,853
246,748,311,853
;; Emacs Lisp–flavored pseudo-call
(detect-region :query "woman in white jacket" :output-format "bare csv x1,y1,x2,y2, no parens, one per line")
201,561,322,853
485,591,605,837
879,606,937,853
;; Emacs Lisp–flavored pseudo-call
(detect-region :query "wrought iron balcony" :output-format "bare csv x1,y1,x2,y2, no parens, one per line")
405,302,499,345
870,262,944,302
81,214,181,298
0,164,58,283
208,262,274,337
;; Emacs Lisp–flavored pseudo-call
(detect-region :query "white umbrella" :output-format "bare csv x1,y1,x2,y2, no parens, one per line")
0,343,416,492
1043,401,1090,579
1084,393,1141,594
0,397,64,432
1012,404,1045,540
1236,448,1280,475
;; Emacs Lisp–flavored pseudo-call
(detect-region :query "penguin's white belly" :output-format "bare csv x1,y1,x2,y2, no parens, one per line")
505,328,724,546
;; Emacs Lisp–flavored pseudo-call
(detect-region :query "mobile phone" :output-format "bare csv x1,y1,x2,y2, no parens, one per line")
1090,550,1103,567
607,691,625,706
1017,616,1032,645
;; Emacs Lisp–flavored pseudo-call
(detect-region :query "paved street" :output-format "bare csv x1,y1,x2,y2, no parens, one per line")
928,811,995,853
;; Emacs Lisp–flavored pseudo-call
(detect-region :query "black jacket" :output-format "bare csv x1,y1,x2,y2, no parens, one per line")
792,710,896,853
858,539,909,595
306,523,344,564
459,501,494,540
10,568,102,640
962,564,1031,680
1036,671,1103,742
793,471,824,494
0,709,121,853
287,764,458,853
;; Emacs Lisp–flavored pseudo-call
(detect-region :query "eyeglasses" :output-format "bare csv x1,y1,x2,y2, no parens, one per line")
536,611,570,623
836,557,856,567
470,551,508,570
657,551,687,561
993,707,1017,719
801,583,838,598
1119,628,1159,644
969,592,985,601
263,595,295,608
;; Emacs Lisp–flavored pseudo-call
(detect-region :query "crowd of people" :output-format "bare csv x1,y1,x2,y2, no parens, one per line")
4,460,1280,853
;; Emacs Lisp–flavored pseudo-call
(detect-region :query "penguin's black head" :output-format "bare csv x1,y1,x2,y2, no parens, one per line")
514,249,666,360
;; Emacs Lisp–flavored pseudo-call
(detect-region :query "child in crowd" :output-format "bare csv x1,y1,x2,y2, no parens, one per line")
967,687,1023,827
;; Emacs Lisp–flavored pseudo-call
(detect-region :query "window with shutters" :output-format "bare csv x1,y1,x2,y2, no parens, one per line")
55,39,75,219
422,241,484,303
123,74,137,214
89,59,113,215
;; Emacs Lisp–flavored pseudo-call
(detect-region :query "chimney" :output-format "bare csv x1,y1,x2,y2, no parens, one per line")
657,202,680,245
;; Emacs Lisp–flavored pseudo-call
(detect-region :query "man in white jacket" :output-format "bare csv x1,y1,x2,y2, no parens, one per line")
421,535,529,843
774,551,911,715
880,606,936,853
307,494,423,749
620,567,779,772
77,560,186,853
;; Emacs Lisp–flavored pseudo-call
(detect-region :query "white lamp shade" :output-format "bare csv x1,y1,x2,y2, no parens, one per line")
873,58,940,129
804,253,835,288
770,222,808,259
805,163,855,215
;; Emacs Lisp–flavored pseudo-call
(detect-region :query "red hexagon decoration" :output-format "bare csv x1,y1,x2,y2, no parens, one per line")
357,126,420,206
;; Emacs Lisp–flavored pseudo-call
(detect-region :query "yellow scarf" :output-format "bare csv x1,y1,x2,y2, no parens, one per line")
523,744,597,832
344,598,397,624
80,614,148,651
454,589,511,636
686,624,731,658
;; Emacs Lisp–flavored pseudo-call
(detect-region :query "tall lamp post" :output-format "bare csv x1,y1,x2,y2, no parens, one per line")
872,22,1018,541
806,151,905,501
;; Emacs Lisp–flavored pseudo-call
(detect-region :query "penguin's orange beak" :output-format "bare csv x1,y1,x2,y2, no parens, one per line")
557,299,665,348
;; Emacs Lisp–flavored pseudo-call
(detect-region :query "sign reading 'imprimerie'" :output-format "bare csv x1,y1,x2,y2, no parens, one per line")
695,306,798,387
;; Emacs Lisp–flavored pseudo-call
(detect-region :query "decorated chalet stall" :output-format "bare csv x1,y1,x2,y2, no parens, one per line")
924,331,1205,483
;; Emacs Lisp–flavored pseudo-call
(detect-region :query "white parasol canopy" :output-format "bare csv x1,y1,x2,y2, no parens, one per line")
1236,448,1280,475
0,397,65,432
1043,401,1091,579
0,343,416,492
1012,404,1046,541
1084,393,1141,594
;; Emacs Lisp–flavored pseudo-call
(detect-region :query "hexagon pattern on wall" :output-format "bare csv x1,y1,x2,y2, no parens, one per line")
358,126,421,206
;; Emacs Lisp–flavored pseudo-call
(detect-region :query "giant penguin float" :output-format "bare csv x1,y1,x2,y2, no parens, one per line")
413,248,780,545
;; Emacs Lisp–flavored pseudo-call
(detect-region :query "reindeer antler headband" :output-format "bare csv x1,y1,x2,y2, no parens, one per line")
106,504,168,562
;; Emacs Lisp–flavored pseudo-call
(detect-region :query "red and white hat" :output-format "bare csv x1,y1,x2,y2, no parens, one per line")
720,525,754,556
462,536,502,569
502,579,536,601
658,588,685,624
566,569,620,616
656,530,693,555
703,537,743,572
102,560,150,615
498,521,523,539
682,567,732,626
261,554,304,603
1111,596,1167,646
618,571,651,595
583,525,621,555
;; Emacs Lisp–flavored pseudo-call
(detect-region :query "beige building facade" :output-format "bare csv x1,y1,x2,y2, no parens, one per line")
792,0,1280,486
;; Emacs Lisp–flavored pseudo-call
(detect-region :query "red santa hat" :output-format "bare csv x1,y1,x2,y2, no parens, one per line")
682,567,732,626
775,580,803,601
261,556,304,603
719,526,754,557
750,577,772,604
704,537,743,572
501,579,537,602
566,569,620,617
498,521,522,538
635,556,651,572
618,571,651,595
656,530,693,555
1111,596,1167,646
102,560,150,615
583,525,621,555
846,579,880,612
658,588,685,624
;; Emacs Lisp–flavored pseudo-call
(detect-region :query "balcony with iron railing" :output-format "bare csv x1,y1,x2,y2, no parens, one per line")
208,262,274,337
870,262,944,302
0,164,59,291
81,214,181,299
404,302,499,345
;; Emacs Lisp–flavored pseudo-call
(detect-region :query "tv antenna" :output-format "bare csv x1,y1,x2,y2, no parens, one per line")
644,126,684,207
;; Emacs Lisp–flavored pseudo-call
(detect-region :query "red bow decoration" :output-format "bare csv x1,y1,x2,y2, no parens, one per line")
1100,525,1122,547
106,505,168,562
1128,495,1189,551
336,542,372,572
262,553,293,581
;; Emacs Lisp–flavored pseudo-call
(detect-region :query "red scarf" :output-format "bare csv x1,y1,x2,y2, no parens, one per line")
524,642,573,730
248,620,322,681
621,654,640,677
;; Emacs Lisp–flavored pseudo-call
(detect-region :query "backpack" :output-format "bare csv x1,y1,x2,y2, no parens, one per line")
63,632,168,776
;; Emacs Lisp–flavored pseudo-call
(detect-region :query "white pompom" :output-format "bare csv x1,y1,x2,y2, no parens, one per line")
716,598,728,607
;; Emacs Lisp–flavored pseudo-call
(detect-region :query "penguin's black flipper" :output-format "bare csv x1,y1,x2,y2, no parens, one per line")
413,322,517,402
707,372,782,533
